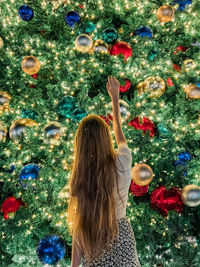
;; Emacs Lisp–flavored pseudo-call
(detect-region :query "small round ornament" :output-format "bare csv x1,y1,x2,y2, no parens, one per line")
72,107,88,122
21,109,38,121
156,5,174,23
79,21,96,34
37,234,66,265
131,163,153,186
142,76,166,98
0,122,7,142
102,28,118,44
183,59,196,72
110,41,132,61
0,91,12,113
19,163,42,188
0,37,4,49
107,99,130,123
172,0,192,11
184,84,200,99
18,5,34,21
75,34,93,53
181,184,200,207
92,40,109,54
43,121,63,145
57,96,78,118
129,180,149,196
65,11,81,28
134,26,153,38
1,196,26,220
21,56,40,75
9,118,38,142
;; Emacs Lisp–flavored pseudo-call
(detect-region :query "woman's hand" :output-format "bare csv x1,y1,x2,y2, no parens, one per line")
106,75,120,100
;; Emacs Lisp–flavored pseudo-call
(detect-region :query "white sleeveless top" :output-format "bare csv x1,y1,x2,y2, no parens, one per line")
114,143,132,220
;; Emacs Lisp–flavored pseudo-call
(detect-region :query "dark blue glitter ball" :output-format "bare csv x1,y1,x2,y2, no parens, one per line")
134,26,153,38
37,234,66,265
18,5,34,21
174,160,187,167
19,164,41,188
177,151,191,161
172,0,192,11
65,11,81,28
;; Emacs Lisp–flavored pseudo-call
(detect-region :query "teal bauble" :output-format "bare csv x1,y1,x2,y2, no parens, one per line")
57,96,78,118
157,123,171,139
148,48,159,61
72,107,88,122
102,28,118,44
21,109,38,121
79,21,96,34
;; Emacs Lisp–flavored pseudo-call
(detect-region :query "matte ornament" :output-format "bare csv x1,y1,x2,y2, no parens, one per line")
129,180,149,196
142,76,165,98
93,40,109,54
19,163,41,188
57,96,78,118
172,0,192,11
107,99,130,123
120,80,131,93
21,109,38,121
0,91,12,113
134,26,153,38
110,41,132,61
183,59,196,72
131,163,153,186
43,122,62,145
9,118,38,141
0,122,7,142
184,84,200,99
37,234,66,265
181,185,200,207
72,107,88,122
75,34,93,53
156,5,174,23
1,196,26,220
19,5,34,21
65,11,81,28
102,28,118,44
21,56,40,75
0,37,4,49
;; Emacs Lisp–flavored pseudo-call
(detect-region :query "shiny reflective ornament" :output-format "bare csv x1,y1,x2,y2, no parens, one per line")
0,91,12,113
93,40,109,54
43,122,63,145
65,11,81,28
75,34,93,53
0,37,4,49
181,184,200,207
156,5,174,23
72,107,88,122
107,99,130,123
21,56,40,75
9,118,38,141
0,122,7,142
142,76,165,98
57,96,78,118
19,163,41,188
37,234,66,265
18,5,34,21
131,163,153,186
102,28,118,44
184,84,200,99
183,59,196,72
134,26,153,38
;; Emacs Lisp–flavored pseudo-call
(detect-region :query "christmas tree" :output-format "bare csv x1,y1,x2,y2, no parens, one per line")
0,0,200,266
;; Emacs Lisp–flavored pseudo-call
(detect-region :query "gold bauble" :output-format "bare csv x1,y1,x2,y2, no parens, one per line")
156,5,174,23
75,34,93,53
92,39,109,54
181,184,200,207
184,84,200,99
183,59,196,72
0,37,4,49
0,91,12,113
21,56,40,75
0,122,7,142
43,121,63,145
131,163,153,186
142,76,165,98
107,99,130,123
9,118,38,141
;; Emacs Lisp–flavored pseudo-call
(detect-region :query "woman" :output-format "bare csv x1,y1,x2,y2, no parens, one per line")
67,76,141,267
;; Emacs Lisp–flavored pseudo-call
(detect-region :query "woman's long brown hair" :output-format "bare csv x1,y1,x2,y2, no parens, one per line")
67,114,124,260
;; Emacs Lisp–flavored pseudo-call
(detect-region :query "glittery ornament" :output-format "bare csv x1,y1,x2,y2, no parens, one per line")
128,117,155,137
21,109,38,121
0,122,7,142
172,0,192,11
57,96,78,118
107,99,130,123
148,48,159,61
19,163,42,188
18,5,34,21
92,40,109,53
134,26,153,38
37,234,66,265
175,235,199,249
177,151,191,162
43,122,63,145
102,28,118,44
1,196,26,220
120,80,131,93
173,63,182,72
184,84,200,99
0,91,12,113
129,180,149,196
72,107,87,122
183,59,196,72
75,34,93,53
110,41,132,61
131,163,153,186
156,5,174,23
0,37,4,49
157,123,171,139
79,21,96,34
65,11,81,28
9,118,38,142
181,184,200,207
142,76,165,98
21,56,40,75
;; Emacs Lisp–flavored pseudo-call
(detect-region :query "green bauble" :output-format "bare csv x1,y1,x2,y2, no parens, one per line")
148,48,159,61
21,109,38,121
57,96,78,118
72,107,88,122
102,28,118,44
157,123,171,139
79,21,96,35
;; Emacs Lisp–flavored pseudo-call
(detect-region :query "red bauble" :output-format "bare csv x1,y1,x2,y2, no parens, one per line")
174,46,189,54
100,115,110,125
128,117,155,137
1,196,26,219
167,78,173,86
31,73,38,79
150,186,184,217
173,64,182,72
129,180,149,196
120,80,131,92
109,41,132,61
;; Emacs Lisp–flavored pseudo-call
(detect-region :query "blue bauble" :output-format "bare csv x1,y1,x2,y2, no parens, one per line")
134,26,153,38
72,107,88,122
57,96,78,118
172,0,192,11
19,164,41,188
37,234,66,265
18,5,34,21
174,160,187,167
178,151,191,161
65,11,81,28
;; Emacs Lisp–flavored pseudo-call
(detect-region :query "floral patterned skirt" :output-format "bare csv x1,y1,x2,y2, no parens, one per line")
81,217,141,267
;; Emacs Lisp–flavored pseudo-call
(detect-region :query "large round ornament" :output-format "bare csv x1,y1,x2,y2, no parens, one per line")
72,107,88,122
107,99,130,123
37,234,66,265
21,109,38,121
184,84,200,99
18,5,34,21
181,184,200,207
75,34,93,53
134,26,153,38
19,163,42,188
0,91,12,113
9,118,38,142
142,76,166,98
43,122,63,145
57,96,78,118
110,41,132,61
183,59,196,72
129,180,149,196
1,196,26,220
102,28,118,44
0,122,7,142
0,37,4,49
131,163,153,186
156,5,174,23
92,40,109,54
21,56,40,75
65,11,81,28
